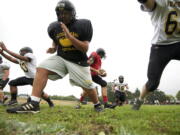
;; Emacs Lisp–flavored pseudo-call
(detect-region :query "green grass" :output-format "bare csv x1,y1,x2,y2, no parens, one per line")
0,102,180,135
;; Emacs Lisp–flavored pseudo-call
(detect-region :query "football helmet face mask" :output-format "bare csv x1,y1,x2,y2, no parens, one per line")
118,75,124,83
55,0,76,24
96,48,106,58
19,47,33,56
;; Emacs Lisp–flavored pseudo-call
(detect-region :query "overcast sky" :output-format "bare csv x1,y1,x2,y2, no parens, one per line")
1,0,180,98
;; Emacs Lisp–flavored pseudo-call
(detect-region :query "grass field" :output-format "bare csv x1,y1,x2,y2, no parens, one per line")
0,99,180,135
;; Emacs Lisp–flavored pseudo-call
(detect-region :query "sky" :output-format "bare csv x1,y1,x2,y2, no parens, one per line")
1,0,180,98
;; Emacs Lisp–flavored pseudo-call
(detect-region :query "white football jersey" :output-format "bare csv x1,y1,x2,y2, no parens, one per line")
114,82,128,92
19,53,37,78
0,62,10,79
144,0,180,45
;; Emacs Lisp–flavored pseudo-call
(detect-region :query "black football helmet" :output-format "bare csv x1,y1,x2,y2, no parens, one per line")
55,0,76,22
118,75,124,83
96,48,106,58
19,47,33,56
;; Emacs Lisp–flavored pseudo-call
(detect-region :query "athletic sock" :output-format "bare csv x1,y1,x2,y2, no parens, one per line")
30,96,41,103
79,96,84,102
43,97,52,104
103,96,108,103
11,93,17,100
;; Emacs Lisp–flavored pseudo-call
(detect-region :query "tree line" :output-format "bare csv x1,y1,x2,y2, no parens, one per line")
107,82,180,104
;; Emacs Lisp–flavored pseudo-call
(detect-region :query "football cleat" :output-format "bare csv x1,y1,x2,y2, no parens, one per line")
94,103,104,112
104,103,116,109
132,99,144,110
6,100,18,106
75,104,81,109
6,101,40,114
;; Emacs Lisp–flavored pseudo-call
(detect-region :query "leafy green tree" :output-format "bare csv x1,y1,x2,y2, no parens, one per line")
166,95,175,103
176,90,180,100
133,88,140,98
146,90,167,104
107,82,115,102
126,90,134,100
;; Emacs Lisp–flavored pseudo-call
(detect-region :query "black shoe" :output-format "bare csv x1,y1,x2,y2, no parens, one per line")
104,103,116,109
6,100,18,106
6,101,40,114
81,101,87,105
104,103,117,109
94,104,104,112
132,99,144,110
75,104,81,109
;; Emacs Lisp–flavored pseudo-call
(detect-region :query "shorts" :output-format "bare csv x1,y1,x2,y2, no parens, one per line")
9,76,34,86
114,90,126,102
38,55,96,89
92,75,107,87
146,42,180,91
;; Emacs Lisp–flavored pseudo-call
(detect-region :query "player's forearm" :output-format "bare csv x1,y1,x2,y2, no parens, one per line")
1,52,18,64
90,67,98,73
69,36,89,53
6,49,28,62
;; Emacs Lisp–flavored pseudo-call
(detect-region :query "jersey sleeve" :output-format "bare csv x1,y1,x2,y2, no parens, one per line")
155,0,168,7
88,52,97,63
89,52,96,58
81,20,93,42
24,53,35,61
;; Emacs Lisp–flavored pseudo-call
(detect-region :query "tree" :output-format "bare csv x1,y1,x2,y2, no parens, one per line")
146,90,167,104
166,95,175,103
176,90,180,100
106,82,115,102
126,90,134,100
133,88,140,98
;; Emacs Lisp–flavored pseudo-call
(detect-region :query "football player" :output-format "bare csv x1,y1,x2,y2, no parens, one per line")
0,55,10,105
0,42,54,107
6,0,103,113
76,48,114,109
112,75,129,107
132,0,180,110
